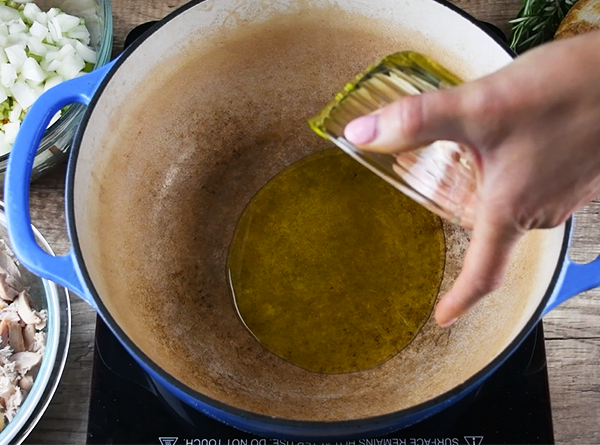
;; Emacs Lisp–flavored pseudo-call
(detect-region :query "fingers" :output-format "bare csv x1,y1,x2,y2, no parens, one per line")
344,88,470,153
434,212,524,327
342,76,523,326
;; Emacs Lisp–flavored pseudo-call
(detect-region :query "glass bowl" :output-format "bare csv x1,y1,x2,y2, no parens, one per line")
0,201,71,444
309,51,477,229
0,0,113,185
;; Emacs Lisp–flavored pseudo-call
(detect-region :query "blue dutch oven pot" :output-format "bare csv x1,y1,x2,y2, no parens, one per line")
4,0,600,440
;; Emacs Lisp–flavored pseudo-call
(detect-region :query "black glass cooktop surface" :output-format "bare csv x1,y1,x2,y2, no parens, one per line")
86,316,554,445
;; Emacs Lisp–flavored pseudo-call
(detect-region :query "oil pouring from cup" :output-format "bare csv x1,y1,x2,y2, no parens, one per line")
308,51,478,228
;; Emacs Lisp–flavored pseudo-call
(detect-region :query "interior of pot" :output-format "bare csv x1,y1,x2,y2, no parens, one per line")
71,0,566,421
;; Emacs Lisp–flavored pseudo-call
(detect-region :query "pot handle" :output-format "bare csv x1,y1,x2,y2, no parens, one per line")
4,61,116,308
543,220,600,315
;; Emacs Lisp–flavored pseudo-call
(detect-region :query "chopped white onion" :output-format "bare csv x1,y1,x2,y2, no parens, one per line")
0,0,97,156
42,74,61,92
66,24,89,44
43,49,58,62
56,53,83,79
29,20,46,39
53,13,79,33
21,57,44,82
46,19,58,42
0,6,20,22
46,7,59,20
8,101,20,121
4,44,26,69
25,77,40,87
75,40,95,63
57,37,78,48
44,57,60,72
6,33,24,46
22,3,41,23
26,36,46,56
3,121,19,144
34,11,46,26
10,79,37,108
8,19,25,35
0,62,17,87
55,42,74,59
30,80,42,97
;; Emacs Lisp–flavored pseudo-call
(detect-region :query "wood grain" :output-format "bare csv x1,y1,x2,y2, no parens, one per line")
546,338,600,445
543,203,600,445
18,1,600,444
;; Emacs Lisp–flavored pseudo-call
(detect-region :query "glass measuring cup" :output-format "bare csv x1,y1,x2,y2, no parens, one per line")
309,51,476,228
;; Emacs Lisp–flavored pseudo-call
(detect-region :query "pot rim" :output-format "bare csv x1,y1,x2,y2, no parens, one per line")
66,0,572,431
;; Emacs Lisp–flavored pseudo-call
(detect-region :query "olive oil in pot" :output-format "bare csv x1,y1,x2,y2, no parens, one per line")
227,148,445,373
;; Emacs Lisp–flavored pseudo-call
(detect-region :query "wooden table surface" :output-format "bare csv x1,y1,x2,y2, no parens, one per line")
17,0,600,444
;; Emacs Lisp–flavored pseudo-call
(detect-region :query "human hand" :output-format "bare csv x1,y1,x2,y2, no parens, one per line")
344,30,600,327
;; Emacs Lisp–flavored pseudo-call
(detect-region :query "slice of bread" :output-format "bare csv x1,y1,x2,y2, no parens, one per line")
555,0,600,39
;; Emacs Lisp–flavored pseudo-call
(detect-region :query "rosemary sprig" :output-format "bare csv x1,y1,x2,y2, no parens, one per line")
510,0,578,53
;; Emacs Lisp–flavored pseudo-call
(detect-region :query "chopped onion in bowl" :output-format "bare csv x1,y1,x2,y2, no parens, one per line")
0,0,97,157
